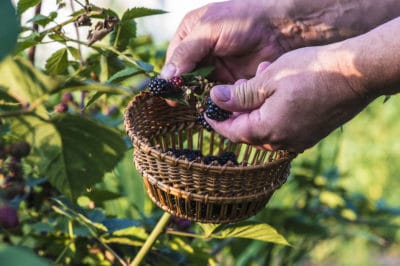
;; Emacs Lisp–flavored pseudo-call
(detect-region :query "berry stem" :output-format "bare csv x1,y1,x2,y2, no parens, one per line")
130,212,171,266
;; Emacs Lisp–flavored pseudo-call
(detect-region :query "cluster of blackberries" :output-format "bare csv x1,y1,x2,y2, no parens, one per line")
164,148,238,166
0,140,30,228
147,76,232,132
147,76,185,97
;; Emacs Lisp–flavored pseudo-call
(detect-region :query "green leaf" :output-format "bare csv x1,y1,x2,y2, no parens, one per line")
0,87,21,112
17,0,41,15
53,79,131,96
84,189,122,204
182,66,215,80
0,245,50,266
121,7,167,21
67,46,80,61
106,67,142,84
210,221,290,246
10,114,126,200
103,226,148,246
27,14,54,27
136,60,154,72
0,57,59,103
0,0,19,61
45,48,68,75
111,19,137,51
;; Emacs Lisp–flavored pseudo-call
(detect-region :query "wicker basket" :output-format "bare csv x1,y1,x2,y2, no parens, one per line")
124,91,296,223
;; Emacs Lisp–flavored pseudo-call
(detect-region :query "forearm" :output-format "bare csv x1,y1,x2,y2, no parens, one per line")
338,17,400,98
266,0,400,50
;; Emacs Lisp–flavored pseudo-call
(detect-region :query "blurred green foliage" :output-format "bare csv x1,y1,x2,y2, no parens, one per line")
0,0,399,265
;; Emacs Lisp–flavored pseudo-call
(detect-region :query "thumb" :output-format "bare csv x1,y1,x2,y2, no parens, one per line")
210,75,269,113
161,34,212,79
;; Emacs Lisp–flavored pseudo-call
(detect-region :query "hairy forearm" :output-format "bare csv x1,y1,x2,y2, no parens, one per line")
338,17,400,97
266,0,400,50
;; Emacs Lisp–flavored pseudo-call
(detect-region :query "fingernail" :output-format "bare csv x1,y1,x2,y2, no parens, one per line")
160,63,176,79
212,86,231,102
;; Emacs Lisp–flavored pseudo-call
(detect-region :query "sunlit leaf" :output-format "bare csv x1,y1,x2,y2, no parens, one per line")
210,221,290,245
0,0,20,61
320,191,345,208
17,0,41,15
45,48,68,75
121,7,167,21
106,67,142,84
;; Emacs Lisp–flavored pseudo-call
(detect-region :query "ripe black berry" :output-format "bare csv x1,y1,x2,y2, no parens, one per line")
148,77,173,97
0,204,19,228
168,76,185,89
61,93,74,103
181,149,203,161
205,97,232,121
203,155,220,165
7,141,31,159
197,114,213,131
218,151,238,166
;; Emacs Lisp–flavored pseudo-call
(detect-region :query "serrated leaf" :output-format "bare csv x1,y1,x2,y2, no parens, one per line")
67,46,80,60
102,226,148,246
210,221,290,245
0,87,21,112
84,189,122,204
106,67,142,84
45,48,68,75
53,79,130,96
121,7,167,21
17,0,41,15
110,20,137,51
10,114,126,200
102,218,141,233
27,14,54,27
0,0,19,61
0,57,59,103
136,60,154,72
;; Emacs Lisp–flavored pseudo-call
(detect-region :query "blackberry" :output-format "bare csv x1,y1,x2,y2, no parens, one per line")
0,204,19,228
197,114,213,131
205,97,232,121
7,141,31,159
165,148,182,158
203,155,220,165
148,77,173,97
181,149,203,161
168,76,185,89
61,93,74,103
218,151,238,166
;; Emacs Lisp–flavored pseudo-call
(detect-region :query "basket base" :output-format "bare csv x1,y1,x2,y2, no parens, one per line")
143,173,275,224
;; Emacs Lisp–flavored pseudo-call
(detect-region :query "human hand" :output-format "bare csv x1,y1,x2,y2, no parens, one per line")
205,45,374,153
161,0,289,83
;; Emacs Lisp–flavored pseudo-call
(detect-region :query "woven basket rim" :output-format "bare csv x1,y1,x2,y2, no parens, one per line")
131,134,296,173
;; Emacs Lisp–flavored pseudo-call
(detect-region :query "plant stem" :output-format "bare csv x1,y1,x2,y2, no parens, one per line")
130,212,171,266
28,3,42,64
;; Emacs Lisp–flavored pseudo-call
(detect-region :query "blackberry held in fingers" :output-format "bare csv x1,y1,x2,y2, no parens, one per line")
205,97,232,121
148,77,173,97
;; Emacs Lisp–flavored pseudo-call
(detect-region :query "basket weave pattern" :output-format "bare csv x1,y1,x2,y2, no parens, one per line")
124,91,296,223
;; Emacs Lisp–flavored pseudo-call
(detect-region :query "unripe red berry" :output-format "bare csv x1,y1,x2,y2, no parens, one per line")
55,103,69,113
